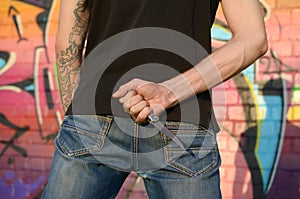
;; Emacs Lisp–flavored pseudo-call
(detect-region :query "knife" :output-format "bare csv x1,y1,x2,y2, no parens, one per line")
148,112,196,158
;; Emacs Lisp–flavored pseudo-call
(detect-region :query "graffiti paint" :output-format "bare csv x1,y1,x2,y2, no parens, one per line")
0,0,61,198
0,0,299,198
211,1,300,198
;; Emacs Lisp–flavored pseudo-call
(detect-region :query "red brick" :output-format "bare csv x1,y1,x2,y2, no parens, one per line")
219,151,236,166
45,158,53,171
14,156,29,170
219,121,234,135
292,138,300,152
227,136,240,152
17,131,44,145
234,122,246,137
292,9,300,24
0,147,20,156
293,41,300,56
280,57,300,71
212,90,226,105
272,170,294,185
234,150,249,167
225,90,239,105
282,25,300,40
220,181,233,197
277,0,300,9
228,79,237,89
19,143,55,158
273,9,292,27
127,191,148,199
280,153,300,169
0,156,14,169
281,137,293,153
233,183,253,199
0,130,15,141
266,24,281,41
282,73,294,89
263,0,276,9
28,157,46,171
271,41,293,57
213,105,227,121
225,166,251,183
217,134,228,151
228,106,245,121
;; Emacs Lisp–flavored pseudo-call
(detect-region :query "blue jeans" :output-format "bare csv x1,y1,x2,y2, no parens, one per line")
42,115,221,199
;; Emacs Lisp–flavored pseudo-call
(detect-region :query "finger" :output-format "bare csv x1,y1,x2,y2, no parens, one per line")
112,79,142,98
129,100,149,117
119,91,136,104
135,107,151,123
124,94,144,111
119,91,136,112
124,95,144,113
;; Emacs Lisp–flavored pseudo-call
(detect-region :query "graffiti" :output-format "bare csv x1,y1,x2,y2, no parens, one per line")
0,0,61,198
0,171,45,199
0,0,299,198
7,5,28,43
260,50,298,74
211,1,300,198
0,113,29,158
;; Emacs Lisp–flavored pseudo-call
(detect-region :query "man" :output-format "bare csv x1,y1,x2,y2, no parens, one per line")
42,0,267,198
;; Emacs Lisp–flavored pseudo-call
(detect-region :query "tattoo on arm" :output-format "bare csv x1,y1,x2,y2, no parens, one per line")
56,0,90,111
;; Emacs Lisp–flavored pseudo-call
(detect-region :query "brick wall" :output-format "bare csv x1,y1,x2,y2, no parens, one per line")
0,0,299,198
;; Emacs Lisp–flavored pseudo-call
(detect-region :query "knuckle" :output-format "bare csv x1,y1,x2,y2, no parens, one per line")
136,115,146,123
123,103,129,111
129,106,137,114
119,85,126,90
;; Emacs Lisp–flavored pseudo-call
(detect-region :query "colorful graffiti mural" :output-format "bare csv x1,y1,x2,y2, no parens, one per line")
0,0,299,198
0,0,61,198
212,1,300,198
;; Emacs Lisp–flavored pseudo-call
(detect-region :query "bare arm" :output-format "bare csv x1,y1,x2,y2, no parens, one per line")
55,0,90,112
162,0,268,100
113,0,268,122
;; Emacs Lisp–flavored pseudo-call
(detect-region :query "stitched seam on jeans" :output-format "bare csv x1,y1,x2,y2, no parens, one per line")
164,147,218,177
195,145,219,176
164,147,194,177
166,161,194,177
62,116,112,137
199,155,218,175
57,137,101,156
134,122,139,170
165,122,215,136
62,124,104,139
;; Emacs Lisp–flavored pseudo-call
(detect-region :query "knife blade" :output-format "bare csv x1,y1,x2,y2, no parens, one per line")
148,112,196,158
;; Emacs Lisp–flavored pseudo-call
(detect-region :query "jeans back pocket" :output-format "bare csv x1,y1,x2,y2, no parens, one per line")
162,122,219,177
55,115,112,157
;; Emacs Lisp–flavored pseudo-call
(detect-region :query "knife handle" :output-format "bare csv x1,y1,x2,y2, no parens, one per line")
148,111,159,123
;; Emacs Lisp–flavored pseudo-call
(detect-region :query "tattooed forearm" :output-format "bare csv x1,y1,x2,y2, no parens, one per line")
56,0,90,111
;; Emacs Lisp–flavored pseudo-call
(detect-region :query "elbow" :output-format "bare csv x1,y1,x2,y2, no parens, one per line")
253,33,268,58
55,40,64,54
258,35,268,57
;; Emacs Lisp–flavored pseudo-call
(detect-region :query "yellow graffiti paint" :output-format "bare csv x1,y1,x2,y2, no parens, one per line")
0,85,22,93
0,52,16,76
287,106,300,120
287,86,300,120
244,76,264,173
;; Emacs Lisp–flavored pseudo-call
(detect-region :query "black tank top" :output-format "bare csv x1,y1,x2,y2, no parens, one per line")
68,0,220,131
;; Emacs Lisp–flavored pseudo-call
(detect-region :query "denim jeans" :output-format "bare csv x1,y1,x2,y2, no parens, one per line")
42,115,221,199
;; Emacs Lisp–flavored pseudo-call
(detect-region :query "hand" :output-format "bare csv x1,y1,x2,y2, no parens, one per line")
112,78,178,123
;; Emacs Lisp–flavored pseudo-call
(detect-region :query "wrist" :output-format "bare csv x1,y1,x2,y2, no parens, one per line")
160,74,196,104
159,83,179,108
